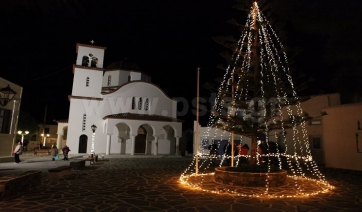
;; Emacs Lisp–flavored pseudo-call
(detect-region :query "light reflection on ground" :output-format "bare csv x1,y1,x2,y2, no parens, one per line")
180,173,335,198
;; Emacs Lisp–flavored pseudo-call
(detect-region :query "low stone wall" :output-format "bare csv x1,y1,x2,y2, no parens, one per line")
0,170,42,200
48,166,74,180
70,159,86,170
214,167,287,187
0,157,14,163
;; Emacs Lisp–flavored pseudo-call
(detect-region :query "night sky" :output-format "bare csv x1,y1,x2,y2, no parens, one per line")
1,0,362,130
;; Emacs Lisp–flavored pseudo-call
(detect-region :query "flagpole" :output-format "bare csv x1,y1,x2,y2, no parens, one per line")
231,73,235,167
195,67,200,174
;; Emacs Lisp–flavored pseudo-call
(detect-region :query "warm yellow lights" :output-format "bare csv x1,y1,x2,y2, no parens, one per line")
182,1,333,199
18,130,29,143
179,171,334,199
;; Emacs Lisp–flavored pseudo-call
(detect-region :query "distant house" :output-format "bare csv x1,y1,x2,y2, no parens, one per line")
195,93,362,171
26,124,58,150
323,101,362,170
56,43,183,156
0,78,22,157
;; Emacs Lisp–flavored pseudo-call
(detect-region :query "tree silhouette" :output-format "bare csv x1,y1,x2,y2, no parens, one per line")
17,112,40,140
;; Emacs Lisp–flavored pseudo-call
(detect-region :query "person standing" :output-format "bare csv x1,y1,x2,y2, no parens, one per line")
239,144,250,164
51,144,58,161
62,145,70,161
13,141,22,164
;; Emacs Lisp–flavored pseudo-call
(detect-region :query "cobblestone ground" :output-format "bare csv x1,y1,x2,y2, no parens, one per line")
0,157,362,212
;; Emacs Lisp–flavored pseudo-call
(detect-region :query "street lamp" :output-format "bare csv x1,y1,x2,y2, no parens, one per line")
91,124,97,155
0,85,17,106
41,133,50,147
17,130,29,144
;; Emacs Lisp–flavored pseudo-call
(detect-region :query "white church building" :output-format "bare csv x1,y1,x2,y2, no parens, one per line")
56,43,183,156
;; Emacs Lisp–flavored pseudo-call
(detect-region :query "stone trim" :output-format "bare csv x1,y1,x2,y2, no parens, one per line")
214,167,287,187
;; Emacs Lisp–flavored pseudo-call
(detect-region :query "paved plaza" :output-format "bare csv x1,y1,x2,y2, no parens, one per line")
0,154,362,212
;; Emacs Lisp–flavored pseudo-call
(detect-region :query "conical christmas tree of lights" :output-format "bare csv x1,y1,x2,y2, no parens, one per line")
205,1,322,177
180,1,334,198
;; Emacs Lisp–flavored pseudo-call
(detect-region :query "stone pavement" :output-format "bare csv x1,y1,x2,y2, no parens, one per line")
0,154,362,212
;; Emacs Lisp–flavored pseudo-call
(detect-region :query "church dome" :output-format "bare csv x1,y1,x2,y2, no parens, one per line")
106,58,142,72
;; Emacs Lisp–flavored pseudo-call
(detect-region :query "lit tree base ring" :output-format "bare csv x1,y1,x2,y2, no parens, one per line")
179,173,334,198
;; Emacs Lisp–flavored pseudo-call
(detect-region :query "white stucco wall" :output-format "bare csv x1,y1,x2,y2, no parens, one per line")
66,83,182,155
323,103,362,171
103,70,128,87
72,68,103,98
273,94,340,156
65,43,182,156
101,82,177,118
68,100,94,153
104,118,181,155
103,70,152,88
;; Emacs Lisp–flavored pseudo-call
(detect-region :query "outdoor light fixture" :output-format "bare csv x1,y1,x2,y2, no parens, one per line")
91,124,97,154
0,85,17,106
18,130,29,144
41,133,50,147
91,124,97,133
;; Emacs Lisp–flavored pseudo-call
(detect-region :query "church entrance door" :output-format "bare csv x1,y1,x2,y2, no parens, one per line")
135,134,146,154
78,135,88,153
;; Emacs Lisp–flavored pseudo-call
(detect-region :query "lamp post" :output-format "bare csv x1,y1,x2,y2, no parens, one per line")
41,133,50,147
91,124,97,155
17,130,29,149
0,85,17,106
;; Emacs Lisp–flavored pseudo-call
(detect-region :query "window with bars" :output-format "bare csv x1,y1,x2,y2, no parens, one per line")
138,97,143,110
107,75,111,86
132,97,136,109
86,77,90,87
82,114,86,131
144,98,149,111
0,109,11,134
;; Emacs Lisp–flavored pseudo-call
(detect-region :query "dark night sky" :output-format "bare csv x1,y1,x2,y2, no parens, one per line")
1,0,362,130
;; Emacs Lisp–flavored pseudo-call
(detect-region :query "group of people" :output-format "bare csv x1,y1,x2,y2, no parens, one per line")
49,144,71,161
208,141,251,166
13,141,71,163
223,141,250,166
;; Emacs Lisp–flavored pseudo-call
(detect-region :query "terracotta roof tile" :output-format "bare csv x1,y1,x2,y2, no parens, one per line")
68,95,103,101
103,113,183,122
56,119,68,123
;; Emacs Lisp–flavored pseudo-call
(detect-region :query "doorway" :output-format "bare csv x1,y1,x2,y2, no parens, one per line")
78,134,88,153
134,126,146,154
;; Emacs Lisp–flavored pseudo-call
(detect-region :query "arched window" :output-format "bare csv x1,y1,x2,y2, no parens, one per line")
82,55,89,66
82,114,86,131
132,97,136,109
138,97,143,110
144,98,149,111
86,77,90,87
107,75,111,86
